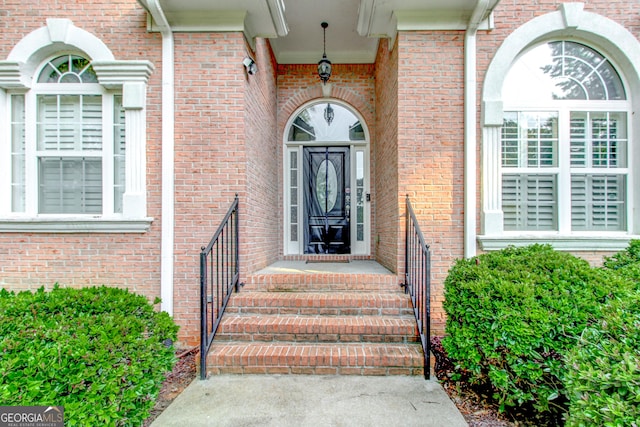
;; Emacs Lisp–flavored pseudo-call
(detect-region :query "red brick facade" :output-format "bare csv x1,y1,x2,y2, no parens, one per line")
1,0,639,345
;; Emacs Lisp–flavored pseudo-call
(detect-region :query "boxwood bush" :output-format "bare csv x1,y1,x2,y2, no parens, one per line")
564,291,640,427
442,244,632,420
0,285,178,426
563,241,640,426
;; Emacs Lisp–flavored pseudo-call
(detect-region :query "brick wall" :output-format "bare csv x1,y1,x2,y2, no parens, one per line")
171,31,251,345
244,38,280,272
0,0,164,305
374,38,399,273
396,31,466,333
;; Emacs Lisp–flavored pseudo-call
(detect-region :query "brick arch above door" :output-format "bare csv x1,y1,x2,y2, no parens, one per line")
276,64,376,139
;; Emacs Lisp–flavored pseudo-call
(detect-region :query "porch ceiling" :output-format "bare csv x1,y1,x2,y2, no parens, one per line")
140,0,500,64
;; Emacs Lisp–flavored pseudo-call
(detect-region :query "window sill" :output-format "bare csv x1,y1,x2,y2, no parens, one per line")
0,217,153,233
478,234,640,251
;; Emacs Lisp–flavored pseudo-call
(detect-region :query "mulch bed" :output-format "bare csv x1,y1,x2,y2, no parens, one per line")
143,347,198,427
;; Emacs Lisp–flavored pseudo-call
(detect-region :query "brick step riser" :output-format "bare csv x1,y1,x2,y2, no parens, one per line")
215,333,420,344
245,274,401,293
245,283,403,292
216,317,419,343
226,306,415,316
226,293,414,316
205,343,425,376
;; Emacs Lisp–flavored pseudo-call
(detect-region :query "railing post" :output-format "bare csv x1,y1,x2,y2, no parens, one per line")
199,247,208,380
404,196,408,293
234,194,240,292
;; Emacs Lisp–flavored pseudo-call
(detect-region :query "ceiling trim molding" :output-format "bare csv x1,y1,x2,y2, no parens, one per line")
267,0,289,37
395,10,493,31
149,10,246,32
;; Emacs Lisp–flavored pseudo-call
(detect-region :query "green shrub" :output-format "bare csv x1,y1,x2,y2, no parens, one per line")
565,291,640,427
0,285,178,427
442,244,630,418
602,239,640,286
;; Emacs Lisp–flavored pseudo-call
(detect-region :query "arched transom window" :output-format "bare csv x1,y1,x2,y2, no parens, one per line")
501,41,629,232
288,103,365,142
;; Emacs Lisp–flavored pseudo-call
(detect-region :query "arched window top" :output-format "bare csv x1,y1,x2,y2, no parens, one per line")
37,55,98,84
288,102,365,142
503,41,626,103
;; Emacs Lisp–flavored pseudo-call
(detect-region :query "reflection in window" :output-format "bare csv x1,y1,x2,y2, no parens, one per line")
503,41,625,102
288,103,365,141
38,55,98,84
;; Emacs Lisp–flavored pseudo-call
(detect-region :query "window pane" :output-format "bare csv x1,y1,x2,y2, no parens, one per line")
289,150,298,242
503,41,626,102
571,112,627,168
571,175,625,231
356,150,365,241
287,103,364,141
503,174,557,231
502,112,557,168
11,95,26,212
38,55,98,84
39,157,102,214
37,95,103,152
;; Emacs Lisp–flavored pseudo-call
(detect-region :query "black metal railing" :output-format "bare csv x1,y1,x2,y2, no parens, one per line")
402,196,432,380
200,195,240,380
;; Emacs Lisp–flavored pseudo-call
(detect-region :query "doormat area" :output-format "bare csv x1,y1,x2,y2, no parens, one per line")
305,260,350,264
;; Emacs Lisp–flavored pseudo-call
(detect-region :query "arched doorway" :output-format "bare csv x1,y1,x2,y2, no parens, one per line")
284,100,370,255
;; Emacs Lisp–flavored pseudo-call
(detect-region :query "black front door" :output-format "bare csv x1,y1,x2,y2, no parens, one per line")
304,146,350,254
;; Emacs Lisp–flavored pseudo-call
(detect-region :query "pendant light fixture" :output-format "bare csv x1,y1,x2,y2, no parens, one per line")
317,22,332,84
324,103,334,126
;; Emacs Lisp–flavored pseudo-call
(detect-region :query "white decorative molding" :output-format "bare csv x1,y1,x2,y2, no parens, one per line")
481,124,503,235
0,62,27,89
153,10,246,32
0,218,153,233
478,235,639,252
266,0,288,37
560,2,584,29
123,85,147,218
8,19,114,63
92,61,155,88
46,17,72,43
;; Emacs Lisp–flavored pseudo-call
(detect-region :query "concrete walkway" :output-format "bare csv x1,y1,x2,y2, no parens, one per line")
151,375,468,427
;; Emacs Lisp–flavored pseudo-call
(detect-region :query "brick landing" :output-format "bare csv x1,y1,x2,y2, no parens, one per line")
205,261,425,376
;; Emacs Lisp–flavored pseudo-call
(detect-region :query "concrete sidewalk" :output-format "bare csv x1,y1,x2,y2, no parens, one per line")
150,375,468,427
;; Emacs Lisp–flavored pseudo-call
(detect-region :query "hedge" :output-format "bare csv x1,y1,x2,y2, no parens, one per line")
0,285,178,426
564,291,640,427
441,244,632,419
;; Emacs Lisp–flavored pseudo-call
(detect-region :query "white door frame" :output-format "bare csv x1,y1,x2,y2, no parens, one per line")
283,99,371,255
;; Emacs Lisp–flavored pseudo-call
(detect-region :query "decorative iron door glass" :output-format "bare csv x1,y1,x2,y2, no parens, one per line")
304,146,350,254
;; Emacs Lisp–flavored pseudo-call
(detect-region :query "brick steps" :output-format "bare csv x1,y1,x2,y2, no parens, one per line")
206,342,424,376
226,291,413,316
216,315,419,343
205,266,424,377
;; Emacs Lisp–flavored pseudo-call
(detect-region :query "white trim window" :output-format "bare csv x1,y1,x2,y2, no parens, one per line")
0,19,154,232
11,55,125,216
501,41,630,235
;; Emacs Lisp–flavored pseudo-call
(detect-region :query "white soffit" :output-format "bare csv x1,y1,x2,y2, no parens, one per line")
145,0,498,64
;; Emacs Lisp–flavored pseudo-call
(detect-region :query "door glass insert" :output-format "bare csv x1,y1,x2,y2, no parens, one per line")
316,159,338,213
